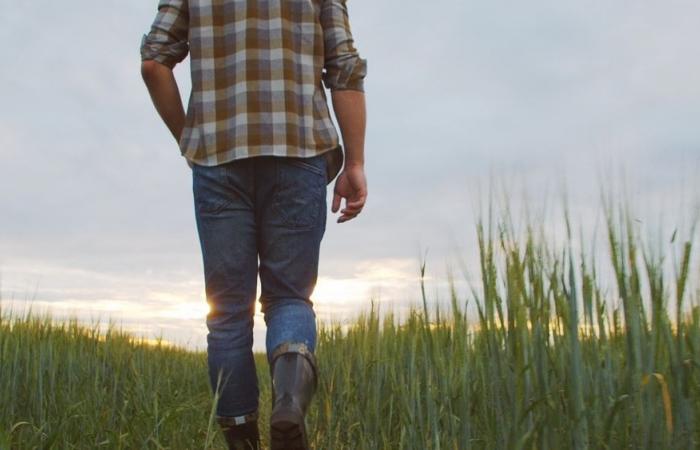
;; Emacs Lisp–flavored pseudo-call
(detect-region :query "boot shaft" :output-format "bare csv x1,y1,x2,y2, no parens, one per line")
269,342,319,450
270,342,318,416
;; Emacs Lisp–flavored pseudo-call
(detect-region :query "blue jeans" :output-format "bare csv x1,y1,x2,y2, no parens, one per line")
191,152,328,418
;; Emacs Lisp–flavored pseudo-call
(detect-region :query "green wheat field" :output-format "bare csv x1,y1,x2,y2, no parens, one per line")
2,196,699,449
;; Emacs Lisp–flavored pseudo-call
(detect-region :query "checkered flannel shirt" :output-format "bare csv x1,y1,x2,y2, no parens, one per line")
140,0,367,184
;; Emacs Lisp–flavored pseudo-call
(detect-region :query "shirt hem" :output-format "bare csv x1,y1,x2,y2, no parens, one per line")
183,145,344,185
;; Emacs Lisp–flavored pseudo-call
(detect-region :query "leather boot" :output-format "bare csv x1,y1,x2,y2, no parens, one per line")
217,411,261,450
269,342,318,450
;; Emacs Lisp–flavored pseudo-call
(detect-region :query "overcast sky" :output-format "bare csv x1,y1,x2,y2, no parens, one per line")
1,0,698,350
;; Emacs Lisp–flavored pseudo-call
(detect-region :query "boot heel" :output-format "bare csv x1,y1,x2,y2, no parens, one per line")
270,408,308,449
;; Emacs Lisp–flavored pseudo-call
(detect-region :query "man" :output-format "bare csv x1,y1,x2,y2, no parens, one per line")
139,0,367,448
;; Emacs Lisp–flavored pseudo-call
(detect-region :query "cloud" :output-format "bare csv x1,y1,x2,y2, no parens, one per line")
2,0,699,349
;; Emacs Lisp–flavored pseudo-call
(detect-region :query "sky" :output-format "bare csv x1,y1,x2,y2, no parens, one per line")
1,0,699,351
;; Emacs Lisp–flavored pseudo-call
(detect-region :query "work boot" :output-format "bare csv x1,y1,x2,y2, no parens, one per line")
269,342,319,450
217,411,261,450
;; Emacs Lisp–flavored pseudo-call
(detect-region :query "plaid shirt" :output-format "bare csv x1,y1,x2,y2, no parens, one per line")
140,0,367,183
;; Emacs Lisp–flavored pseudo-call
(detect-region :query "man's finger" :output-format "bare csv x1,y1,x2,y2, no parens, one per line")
338,209,356,220
338,212,359,223
341,205,362,215
345,199,365,209
347,192,366,206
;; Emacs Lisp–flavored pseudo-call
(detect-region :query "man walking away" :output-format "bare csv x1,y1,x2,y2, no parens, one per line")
139,0,367,448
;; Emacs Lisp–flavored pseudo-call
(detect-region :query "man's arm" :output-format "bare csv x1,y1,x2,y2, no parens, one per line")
330,90,366,223
141,61,186,143
140,0,190,160
321,0,368,223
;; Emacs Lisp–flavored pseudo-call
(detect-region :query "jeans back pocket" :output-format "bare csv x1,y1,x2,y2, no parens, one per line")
271,155,327,230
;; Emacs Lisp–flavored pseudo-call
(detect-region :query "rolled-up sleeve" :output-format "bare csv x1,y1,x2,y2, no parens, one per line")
140,0,190,69
320,0,367,92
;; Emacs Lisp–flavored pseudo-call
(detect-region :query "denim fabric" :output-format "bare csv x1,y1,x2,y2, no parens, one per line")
192,152,328,418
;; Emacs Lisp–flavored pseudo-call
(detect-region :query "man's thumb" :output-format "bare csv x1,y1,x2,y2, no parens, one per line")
332,193,342,212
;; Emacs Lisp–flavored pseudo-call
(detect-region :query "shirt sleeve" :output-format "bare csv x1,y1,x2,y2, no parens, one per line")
140,0,190,69
320,0,368,92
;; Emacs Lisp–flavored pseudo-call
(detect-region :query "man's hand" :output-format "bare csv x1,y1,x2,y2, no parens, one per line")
331,164,367,223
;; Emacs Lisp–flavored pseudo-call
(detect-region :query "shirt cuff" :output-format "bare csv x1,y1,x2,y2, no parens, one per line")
140,34,189,69
329,78,365,92
322,57,367,92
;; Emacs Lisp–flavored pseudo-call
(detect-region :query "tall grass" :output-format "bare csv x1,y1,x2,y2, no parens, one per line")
311,197,699,449
1,199,699,449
